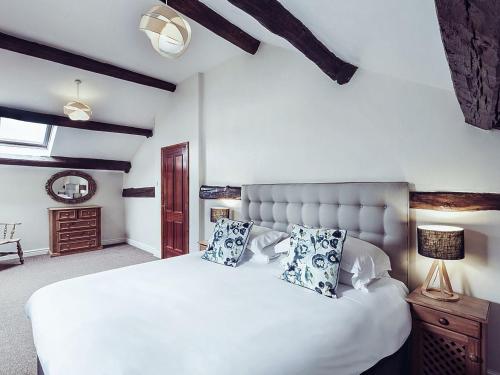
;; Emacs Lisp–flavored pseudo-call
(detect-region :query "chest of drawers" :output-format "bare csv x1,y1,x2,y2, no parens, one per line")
48,206,102,256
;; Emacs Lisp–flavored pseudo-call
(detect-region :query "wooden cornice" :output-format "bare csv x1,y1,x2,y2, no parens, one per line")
435,1,500,130
165,0,260,54
410,191,500,211
0,31,176,92
0,106,152,138
227,0,357,84
0,154,131,173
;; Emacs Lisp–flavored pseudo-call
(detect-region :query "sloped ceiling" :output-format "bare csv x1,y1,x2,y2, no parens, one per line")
0,0,244,162
0,0,454,164
201,0,454,91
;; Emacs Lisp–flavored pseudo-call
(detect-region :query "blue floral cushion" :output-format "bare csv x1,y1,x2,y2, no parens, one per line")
280,225,347,298
202,218,253,267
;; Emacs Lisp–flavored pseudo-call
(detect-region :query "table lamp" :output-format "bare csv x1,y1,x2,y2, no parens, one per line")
417,225,464,302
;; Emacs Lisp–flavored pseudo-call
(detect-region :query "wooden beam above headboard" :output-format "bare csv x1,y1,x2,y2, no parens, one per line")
410,191,500,211
199,185,241,200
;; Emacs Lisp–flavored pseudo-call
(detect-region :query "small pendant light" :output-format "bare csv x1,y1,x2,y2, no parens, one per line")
64,79,92,121
140,5,191,59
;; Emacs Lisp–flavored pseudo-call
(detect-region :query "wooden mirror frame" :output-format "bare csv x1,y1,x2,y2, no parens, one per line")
45,170,97,204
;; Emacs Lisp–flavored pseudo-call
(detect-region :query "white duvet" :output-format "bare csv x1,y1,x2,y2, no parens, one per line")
26,252,411,375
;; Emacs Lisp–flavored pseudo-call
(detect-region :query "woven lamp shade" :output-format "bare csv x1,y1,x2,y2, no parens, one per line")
417,225,464,260
140,5,191,59
63,101,92,121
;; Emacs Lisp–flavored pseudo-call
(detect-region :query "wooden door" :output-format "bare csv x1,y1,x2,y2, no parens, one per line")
161,142,189,258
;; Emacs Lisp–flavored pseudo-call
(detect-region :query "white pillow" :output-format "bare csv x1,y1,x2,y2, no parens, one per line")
339,269,390,291
247,226,289,260
339,236,391,291
247,244,282,264
274,237,291,254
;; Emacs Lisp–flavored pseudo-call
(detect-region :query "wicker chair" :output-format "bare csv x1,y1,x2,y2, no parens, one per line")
0,223,23,264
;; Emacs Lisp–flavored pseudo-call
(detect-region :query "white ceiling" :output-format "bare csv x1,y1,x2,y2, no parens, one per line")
201,0,453,91
0,0,454,166
0,0,243,84
0,0,244,163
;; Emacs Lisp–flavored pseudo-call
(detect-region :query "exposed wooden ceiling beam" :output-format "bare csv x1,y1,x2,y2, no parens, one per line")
0,154,131,173
435,0,500,130
0,106,152,138
0,31,176,93
165,0,260,54
227,0,357,84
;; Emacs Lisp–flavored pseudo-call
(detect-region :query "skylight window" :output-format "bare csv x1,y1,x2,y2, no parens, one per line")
0,118,52,148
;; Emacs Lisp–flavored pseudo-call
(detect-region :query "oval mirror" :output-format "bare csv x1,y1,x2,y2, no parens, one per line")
45,170,97,204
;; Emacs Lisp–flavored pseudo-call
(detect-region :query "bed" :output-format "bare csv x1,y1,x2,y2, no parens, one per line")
27,182,412,375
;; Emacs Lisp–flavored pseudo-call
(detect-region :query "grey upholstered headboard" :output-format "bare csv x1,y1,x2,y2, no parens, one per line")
241,182,409,285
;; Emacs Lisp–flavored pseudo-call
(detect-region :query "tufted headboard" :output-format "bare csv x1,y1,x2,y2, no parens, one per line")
241,182,409,285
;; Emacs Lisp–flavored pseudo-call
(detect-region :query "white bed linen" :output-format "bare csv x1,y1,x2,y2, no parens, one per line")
26,252,411,375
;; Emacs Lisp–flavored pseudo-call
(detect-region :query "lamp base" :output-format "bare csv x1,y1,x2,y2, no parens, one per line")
421,259,460,302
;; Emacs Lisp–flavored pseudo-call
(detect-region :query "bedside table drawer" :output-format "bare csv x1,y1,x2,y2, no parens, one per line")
412,304,480,339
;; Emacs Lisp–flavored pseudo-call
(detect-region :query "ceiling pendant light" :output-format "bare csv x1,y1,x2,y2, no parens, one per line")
139,5,191,59
64,79,92,121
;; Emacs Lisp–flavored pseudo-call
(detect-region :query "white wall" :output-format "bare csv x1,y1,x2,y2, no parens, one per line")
123,74,201,257
197,45,500,372
0,165,125,254
123,44,500,372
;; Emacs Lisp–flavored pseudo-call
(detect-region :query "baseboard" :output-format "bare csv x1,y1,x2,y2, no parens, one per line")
0,247,49,261
102,238,127,246
126,238,160,258
488,369,500,375
1,239,128,262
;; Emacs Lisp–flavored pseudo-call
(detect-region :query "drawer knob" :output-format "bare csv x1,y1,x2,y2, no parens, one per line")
438,317,449,326
469,354,480,363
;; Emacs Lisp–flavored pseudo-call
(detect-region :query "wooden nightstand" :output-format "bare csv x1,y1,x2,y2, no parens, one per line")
406,288,490,375
198,240,208,251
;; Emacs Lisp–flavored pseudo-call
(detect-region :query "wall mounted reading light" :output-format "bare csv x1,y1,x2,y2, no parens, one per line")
140,5,191,59
210,207,230,223
64,79,92,121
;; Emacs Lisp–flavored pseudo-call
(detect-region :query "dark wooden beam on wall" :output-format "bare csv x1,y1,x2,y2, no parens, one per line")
410,191,500,211
434,1,500,130
0,106,153,138
122,187,156,198
0,31,176,93
227,0,357,84
199,185,241,200
165,0,260,54
0,154,131,173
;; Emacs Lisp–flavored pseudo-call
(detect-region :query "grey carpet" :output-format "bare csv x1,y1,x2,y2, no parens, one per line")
0,245,157,375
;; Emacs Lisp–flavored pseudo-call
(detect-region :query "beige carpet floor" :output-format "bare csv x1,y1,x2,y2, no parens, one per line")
0,245,157,375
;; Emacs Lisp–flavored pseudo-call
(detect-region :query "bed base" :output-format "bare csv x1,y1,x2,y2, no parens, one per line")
37,341,408,375
361,340,409,375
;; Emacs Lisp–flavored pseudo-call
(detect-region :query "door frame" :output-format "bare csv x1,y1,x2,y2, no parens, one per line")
160,142,189,259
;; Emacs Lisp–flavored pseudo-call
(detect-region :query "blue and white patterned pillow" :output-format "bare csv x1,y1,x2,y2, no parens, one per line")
202,218,253,267
280,225,347,298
